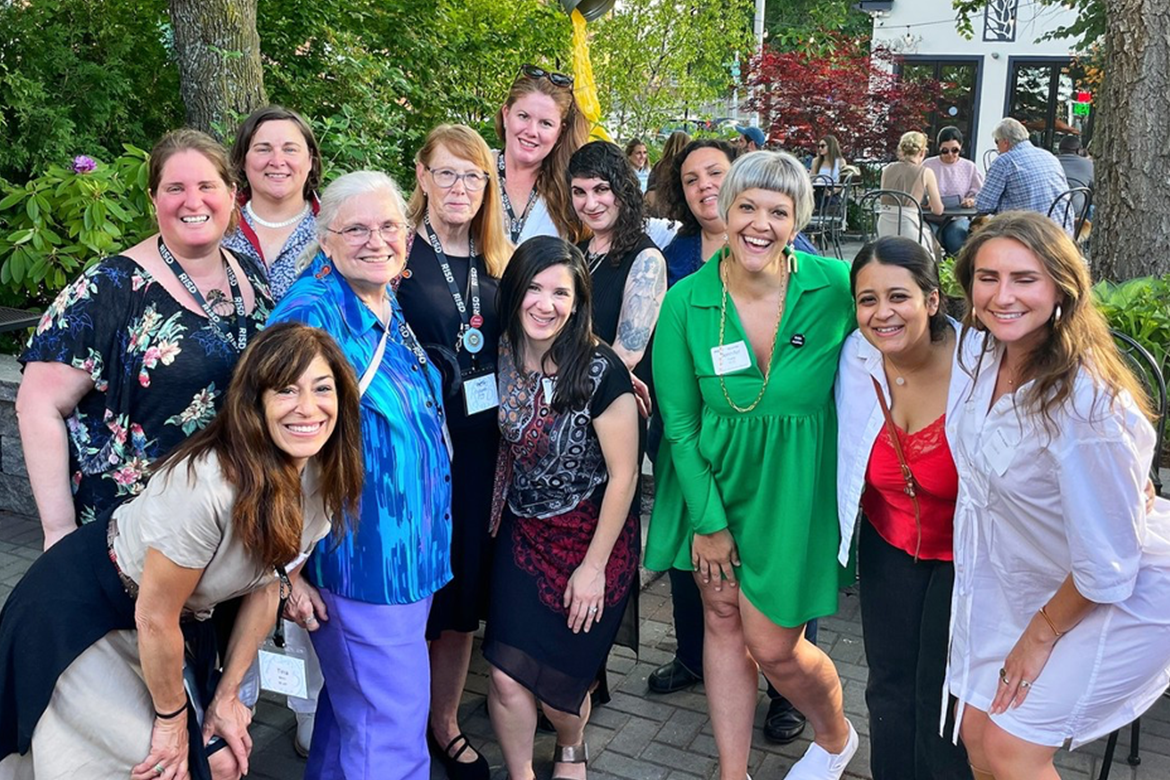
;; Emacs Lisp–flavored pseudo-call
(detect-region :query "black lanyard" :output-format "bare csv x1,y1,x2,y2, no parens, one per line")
498,154,538,243
157,237,248,352
423,215,481,351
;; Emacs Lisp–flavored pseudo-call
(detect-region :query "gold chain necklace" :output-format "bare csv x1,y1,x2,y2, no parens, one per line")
717,255,788,413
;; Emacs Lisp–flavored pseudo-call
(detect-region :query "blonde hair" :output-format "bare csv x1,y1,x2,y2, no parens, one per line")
408,124,513,278
495,72,590,242
955,211,1152,431
897,131,928,161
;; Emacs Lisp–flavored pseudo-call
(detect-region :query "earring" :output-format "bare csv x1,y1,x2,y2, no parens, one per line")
1053,304,1063,324
783,243,799,274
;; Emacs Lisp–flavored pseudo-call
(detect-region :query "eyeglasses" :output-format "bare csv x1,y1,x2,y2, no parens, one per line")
327,222,407,245
818,143,827,149
939,147,961,156
426,166,490,192
521,64,573,88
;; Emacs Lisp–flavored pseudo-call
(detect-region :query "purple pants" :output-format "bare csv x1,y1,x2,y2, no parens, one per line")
305,589,433,780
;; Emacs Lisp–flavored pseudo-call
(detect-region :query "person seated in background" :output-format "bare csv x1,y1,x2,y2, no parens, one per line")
923,126,983,255
1056,135,1094,190
733,125,766,152
810,135,846,183
878,131,944,256
975,118,1070,233
626,138,651,193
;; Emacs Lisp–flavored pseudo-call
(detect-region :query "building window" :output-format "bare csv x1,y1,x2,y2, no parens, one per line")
900,59,981,160
1007,59,1094,154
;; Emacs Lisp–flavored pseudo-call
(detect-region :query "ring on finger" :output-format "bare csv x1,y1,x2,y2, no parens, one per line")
1020,679,1032,689
588,606,598,614
998,667,1010,685
153,763,165,776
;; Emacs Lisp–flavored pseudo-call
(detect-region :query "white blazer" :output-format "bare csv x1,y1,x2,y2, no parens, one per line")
833,318,984,565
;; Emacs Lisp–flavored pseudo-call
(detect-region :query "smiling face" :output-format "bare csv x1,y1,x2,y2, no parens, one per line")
681,147,731,231
245,119,311,205
854,261,939,357
320,192,407,305
971,237,1061,355
629,144,648,170
725,188,797,274
151,149,237,254
263,355,338,472
520,263,576,354
570,176,619,239
503,93,564,168
417,143,487,230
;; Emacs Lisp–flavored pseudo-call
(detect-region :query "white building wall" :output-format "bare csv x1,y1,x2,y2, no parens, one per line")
869,0,1081,161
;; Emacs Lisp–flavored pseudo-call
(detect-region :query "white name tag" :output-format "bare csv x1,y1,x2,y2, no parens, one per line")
463,372,500,416
259,647,308,698
711,341,752,375
981,428,1017,476
542,377,556,404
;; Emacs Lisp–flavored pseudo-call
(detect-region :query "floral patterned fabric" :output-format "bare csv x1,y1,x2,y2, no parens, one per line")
21,254,271,524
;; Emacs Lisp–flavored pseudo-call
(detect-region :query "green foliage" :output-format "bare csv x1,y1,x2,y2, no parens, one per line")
938,257,964,301
0,0,183,182
765,0,872,54
1093,276,1170,373
590,0,756,141
0,148,154,307
951,0,1104,47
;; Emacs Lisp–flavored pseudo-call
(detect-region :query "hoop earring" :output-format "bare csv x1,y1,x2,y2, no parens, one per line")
1053,304,1063,324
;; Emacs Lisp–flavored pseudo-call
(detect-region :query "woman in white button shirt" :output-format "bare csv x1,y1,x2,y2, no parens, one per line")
946,210,1170,780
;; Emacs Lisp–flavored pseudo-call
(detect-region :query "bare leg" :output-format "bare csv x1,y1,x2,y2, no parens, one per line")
960,706,993,774
696,573,759,780
429,630,480,763
545,694,592,780
488,666,538,780
739,594,850,752
982,716,1060,780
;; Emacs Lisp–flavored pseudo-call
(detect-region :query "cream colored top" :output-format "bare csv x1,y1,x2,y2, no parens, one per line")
110,451,331,619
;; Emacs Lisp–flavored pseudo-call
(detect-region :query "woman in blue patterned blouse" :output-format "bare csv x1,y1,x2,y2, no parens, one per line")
268,171,453,780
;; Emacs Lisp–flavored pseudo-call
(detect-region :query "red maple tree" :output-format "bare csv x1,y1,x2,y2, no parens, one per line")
743,33,946,163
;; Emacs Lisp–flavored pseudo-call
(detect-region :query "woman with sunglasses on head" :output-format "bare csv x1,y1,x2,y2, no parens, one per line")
398,124,513,780
485,236,641,780
495,65,590,245
836,236,976,780
923,127,983,256
223,106,323,303
646,151,858,780
946,211,1170,780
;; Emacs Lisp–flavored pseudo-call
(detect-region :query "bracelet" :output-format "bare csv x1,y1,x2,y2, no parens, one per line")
1038,605,1065,639
154,703,187,720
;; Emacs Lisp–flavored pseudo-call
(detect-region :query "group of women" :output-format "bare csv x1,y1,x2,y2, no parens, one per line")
0,58,1168,780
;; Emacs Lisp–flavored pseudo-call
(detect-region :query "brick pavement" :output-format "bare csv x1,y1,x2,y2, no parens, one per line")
3,507,1169,779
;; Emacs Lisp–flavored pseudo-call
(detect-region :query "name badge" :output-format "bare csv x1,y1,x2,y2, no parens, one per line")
981,427,1017,476
542,377,556,404
259,638,309,698
711,341,752,375
463,371,499,416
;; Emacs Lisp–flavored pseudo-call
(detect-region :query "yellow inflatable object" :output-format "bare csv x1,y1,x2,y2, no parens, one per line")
570,9,610,142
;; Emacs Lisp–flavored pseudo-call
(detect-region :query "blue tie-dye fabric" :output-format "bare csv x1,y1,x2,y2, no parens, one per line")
270,252,453,605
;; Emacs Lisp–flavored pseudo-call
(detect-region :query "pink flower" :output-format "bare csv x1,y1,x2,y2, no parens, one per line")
72,155,97,174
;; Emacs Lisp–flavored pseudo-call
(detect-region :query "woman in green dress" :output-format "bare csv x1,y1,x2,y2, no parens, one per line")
646,151,857,780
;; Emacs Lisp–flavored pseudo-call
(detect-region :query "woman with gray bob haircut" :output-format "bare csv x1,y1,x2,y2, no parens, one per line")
270,170,455,779
646,150,859,779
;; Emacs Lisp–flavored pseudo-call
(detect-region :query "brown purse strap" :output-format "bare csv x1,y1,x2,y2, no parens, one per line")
870,375,923,561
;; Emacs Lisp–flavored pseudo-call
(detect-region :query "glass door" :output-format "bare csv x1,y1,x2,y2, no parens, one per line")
1007,59,1094,153
901,59,980,160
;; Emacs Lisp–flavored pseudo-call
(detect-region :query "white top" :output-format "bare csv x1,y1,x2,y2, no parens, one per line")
834,319,978,565
111,451,332,619
944,340,1170,747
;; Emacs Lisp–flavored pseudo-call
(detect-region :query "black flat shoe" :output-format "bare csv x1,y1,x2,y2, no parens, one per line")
763,696,807,745
427,729,490,780
647,658,702,694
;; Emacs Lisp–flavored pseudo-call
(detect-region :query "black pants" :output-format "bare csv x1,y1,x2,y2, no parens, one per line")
859,518,971,780
667,568,818,702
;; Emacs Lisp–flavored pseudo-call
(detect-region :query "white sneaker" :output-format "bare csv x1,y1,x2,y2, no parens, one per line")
785,719,858,779
294,712,315,758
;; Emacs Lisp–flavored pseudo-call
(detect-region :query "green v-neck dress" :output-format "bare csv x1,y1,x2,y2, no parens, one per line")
645,250,854,627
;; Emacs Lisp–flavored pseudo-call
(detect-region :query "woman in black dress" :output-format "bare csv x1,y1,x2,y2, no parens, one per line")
398,123,513,780
485,237,641,780
568,140,667,397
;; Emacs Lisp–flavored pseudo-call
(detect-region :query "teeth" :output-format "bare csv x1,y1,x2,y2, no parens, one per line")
875,326,902,333
743,236,771,247
180,216,209,223
993,312,1024,320
287,423,321,433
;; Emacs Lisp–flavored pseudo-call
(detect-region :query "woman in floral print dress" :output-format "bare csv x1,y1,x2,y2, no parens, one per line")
17,130,269,549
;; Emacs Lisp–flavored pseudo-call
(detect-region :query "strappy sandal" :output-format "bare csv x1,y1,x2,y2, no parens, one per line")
552,742,589,780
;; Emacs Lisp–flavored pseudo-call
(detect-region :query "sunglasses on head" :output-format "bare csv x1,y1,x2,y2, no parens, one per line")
521,64,573,88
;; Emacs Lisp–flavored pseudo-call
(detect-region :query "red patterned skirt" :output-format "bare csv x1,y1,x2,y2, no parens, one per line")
482,488,639,714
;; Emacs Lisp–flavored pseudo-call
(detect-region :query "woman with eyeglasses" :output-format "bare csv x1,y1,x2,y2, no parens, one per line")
923,126,983,256
398,124,513,780
495,65,590,245
810,135,846,183
268,171,454,780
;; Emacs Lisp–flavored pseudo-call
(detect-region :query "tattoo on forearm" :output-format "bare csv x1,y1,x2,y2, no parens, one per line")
617,250,667,356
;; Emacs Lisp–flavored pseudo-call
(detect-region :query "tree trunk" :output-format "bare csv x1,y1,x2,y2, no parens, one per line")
167,0,267,140
1094,0,1170,280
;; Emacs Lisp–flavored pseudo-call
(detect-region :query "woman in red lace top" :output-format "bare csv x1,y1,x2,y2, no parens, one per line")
834,236,980,780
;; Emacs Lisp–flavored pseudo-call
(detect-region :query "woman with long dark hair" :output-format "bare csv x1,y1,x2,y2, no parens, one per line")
484,237,641,780
0,322,364,780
